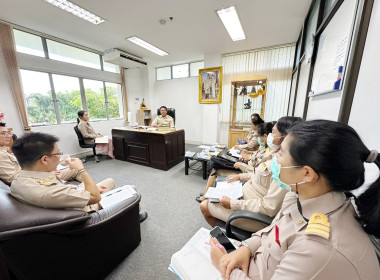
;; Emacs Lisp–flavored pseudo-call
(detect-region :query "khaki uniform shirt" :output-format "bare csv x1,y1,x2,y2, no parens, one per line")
208,153,287,232
152,115,174,128
10,170,91,211
0,146,21,185
78,121,97,144
238,129,259,151
230,191,380,280
231,157,287,218
239,146,269,173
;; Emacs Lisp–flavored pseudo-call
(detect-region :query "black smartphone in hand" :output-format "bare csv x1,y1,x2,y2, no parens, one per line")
210,226,236,253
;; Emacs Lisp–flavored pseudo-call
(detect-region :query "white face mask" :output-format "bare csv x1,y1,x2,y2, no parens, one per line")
267,133,282,150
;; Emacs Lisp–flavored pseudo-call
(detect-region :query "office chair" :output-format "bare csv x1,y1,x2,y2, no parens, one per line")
73,125,100,163
157,108,175,125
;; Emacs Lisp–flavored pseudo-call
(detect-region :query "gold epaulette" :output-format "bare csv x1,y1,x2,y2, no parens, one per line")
305,212,330,240
36,178,55,186
265,148,270,154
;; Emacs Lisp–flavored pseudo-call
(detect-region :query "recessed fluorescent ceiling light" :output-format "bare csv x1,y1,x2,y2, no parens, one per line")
42,0,105,25
126,37,168,56
217,6,246,41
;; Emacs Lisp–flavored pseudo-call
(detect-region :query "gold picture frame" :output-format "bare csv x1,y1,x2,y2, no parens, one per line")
199,66,223,104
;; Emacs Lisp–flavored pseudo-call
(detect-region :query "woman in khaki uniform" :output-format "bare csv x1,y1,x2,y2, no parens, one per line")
234,122,276,174
196,122,274,203
210,120,380,280
234,115,263,151
200,117,303,232
77,110,100,144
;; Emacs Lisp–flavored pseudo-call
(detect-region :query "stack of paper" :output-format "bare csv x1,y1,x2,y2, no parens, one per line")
169,228,223,280
99,185,137,209
95,135,109,144
204,181,243,200
229,147,242,158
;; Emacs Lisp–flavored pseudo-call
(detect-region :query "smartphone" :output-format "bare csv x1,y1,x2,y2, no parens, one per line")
210,226,236,253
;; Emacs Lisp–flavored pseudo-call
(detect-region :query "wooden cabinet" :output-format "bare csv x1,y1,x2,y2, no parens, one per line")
228,129,249,149
137,109,152,126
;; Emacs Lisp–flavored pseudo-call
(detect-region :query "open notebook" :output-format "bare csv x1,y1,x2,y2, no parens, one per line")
169,228,224,280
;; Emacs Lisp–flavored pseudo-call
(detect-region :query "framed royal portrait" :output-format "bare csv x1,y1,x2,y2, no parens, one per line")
199,66,223,104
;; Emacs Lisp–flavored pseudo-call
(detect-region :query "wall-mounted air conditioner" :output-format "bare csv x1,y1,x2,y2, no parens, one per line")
103,48,147,69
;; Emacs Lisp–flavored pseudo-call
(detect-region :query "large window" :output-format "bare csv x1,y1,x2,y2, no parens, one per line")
13,29,119,73
172,64,189,79
52,74,82,123
13,29,45,57
156,61,204,81
105,82,123,119
47,40,101,70
20,69,123,126
20,70,57,125
83,79,107,120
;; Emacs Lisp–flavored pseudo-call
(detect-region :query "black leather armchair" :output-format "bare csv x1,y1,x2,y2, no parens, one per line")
157,108,175,125
0,185,141,280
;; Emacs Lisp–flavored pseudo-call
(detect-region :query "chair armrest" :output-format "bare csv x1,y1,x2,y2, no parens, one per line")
63,194,141,234
225,210,273,238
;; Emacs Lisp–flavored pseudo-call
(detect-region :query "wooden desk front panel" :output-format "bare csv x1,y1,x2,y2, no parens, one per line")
112,129,185,170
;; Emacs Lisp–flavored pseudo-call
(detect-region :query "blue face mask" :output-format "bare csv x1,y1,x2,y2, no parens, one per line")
258,137,264,147
271,156,305,191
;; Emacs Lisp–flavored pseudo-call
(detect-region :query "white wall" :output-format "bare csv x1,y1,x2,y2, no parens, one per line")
152,76,203,143
33,119,124,156
349,0,380,151
125,67,150,125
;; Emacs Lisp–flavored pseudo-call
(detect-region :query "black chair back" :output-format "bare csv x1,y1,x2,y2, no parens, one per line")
157,108,175,125
74,125,85,147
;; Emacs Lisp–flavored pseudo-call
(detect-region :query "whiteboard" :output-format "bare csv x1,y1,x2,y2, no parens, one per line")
310,0,358,95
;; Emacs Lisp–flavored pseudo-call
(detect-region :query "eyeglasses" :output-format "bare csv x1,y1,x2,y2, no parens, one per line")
39,152,63,159
0,132,13,136
49,152,63,156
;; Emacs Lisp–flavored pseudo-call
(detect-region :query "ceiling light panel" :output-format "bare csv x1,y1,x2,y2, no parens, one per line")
217,6,246,41
42,0,105,25
126,37,168,56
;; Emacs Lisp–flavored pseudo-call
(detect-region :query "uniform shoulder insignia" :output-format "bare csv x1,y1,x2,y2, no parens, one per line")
265,148,270,154
36,178,55,186
305,212,330,240
261,163,267,170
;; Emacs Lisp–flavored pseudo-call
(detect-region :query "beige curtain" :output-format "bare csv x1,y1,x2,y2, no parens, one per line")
120,67,129,122
0,23,30,131
222,44,295,122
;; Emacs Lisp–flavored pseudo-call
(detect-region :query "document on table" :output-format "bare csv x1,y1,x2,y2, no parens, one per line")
229,147,241,158
99,185,137,208
204,181,243,200
198,145,211,150
169,227,224,280
95,135,109,144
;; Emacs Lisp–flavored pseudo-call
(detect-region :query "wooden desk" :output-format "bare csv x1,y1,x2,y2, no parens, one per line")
112,128,185,171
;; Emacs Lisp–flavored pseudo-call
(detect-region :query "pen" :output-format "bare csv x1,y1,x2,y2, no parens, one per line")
205,242,224,249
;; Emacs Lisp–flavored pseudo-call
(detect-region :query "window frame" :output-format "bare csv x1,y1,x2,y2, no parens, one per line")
20,68,123,126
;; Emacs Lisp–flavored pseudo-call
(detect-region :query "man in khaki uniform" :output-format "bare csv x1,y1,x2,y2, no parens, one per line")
152,106,174,128
212,191,380,280
10,132,148,221
10,132,114,211
0,123,81,185
200,154,287,232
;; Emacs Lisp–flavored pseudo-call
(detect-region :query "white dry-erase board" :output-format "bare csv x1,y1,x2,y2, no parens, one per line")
310,0,358,96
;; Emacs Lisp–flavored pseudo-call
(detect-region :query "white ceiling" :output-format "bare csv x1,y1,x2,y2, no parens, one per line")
0,0,312,67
